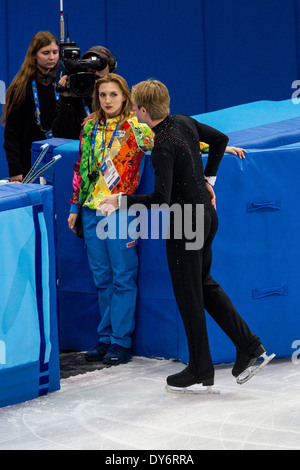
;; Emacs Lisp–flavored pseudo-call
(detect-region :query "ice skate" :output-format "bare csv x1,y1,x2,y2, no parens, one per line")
165,384,220,395
233,344,275,385
165,367,220,395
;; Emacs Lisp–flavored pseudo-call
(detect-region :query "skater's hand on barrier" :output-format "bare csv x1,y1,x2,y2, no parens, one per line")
68,212,78,234
225,146,247,159
205,182,216,210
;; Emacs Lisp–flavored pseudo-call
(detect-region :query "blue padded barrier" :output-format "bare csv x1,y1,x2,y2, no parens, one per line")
226,117,300,149
193,100,300,150
192,99,300,134
0,183,60,407
32,139,100,350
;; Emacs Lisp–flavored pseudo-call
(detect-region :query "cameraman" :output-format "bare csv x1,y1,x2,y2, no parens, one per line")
52,46,117,140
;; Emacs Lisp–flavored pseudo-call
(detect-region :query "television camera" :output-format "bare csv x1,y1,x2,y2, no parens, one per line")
57,46,108,97
57,1,108,97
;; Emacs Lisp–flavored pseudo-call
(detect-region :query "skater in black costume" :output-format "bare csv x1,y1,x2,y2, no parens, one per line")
100,79,275,392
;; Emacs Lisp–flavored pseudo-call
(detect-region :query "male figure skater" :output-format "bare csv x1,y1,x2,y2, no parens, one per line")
100,79,275,393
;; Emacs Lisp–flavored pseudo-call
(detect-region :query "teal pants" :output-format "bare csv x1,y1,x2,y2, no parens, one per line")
82,207,138,349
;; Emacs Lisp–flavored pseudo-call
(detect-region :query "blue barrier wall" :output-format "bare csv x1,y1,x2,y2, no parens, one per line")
1,0,300,177
0,183,60,408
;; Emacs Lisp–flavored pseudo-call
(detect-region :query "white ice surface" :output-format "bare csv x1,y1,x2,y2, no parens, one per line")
0,357,299,450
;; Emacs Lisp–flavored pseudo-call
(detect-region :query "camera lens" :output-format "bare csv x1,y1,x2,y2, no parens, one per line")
69,73,96,97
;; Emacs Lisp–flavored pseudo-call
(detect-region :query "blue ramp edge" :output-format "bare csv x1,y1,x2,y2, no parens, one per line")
192,99,300,134
227,116,300,148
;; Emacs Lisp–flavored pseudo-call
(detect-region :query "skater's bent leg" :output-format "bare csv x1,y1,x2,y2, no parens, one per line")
202,239,261,354
203,276,260,353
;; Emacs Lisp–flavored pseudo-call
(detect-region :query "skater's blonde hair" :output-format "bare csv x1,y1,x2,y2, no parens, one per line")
131,80,170,121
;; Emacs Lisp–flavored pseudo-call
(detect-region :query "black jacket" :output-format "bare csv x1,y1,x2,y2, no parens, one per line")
124,114,229,209
4,80,57,177
52,96,93,140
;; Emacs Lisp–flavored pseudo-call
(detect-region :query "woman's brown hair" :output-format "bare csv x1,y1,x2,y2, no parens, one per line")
84,73,133,127
1,31,59,124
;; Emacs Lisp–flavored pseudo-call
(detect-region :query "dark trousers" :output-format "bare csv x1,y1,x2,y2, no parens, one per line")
166,204,260,379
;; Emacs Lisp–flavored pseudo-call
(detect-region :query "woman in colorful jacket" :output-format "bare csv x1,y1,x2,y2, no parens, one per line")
68,73,154,365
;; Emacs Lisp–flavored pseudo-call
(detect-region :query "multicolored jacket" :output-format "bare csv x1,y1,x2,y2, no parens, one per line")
70,114,154,210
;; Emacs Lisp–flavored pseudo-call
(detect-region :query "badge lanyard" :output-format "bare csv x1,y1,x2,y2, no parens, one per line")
82,98,91,116
89,120,119,175
32,79,59,138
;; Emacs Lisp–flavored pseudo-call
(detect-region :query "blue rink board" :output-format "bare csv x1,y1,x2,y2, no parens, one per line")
31,99,300,365
192,99,300,134
0,183,60,408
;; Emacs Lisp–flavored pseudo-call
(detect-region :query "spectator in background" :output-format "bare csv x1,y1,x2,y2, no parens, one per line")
2,31,59,181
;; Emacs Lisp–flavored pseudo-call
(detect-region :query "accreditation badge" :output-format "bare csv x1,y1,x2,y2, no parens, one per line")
45,130,54,139
100,156,121,192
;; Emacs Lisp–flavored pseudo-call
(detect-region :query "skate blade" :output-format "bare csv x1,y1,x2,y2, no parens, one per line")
237,352,276,385
165,385,220,395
